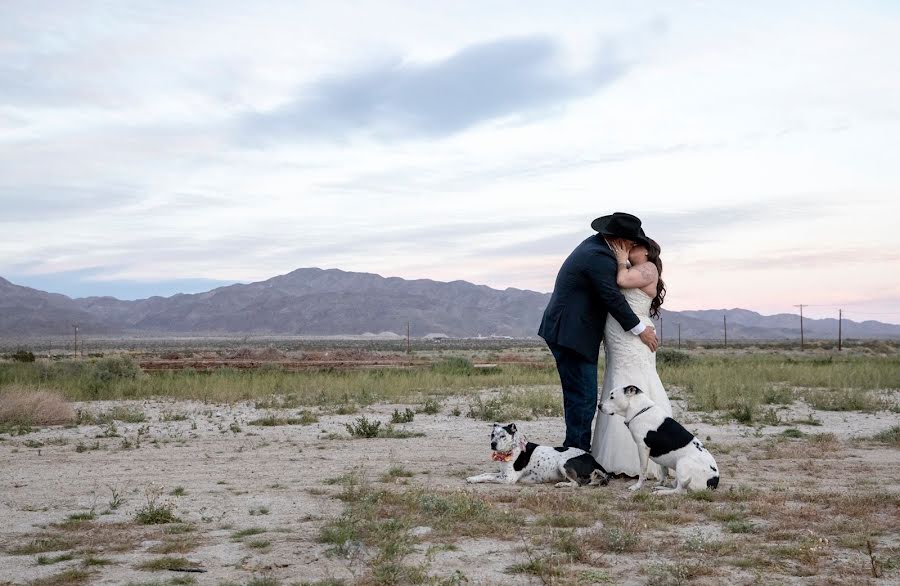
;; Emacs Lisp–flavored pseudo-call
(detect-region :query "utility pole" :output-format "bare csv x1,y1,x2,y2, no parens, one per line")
794,304,806,350
838,309,842,351
659,315,663,346
72,324,79,359
406,321,410,354
723,314,727,348
677,323,681,350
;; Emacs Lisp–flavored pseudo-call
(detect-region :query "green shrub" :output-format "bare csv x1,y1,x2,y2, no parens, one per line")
467,396,506,421
92,355,142,385
10,350,35,363
135,491,180,525
870,425,900,447
419,398,442,414
345,416,382,438
390,408,415,424
728,403,754,424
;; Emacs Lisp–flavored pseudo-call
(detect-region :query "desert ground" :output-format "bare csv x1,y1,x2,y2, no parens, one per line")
0,340,898,585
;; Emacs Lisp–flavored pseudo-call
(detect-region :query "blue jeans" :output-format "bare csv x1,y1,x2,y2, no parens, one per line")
548,342,598,451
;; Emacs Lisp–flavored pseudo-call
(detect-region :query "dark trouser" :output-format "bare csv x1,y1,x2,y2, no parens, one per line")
547,342,598,451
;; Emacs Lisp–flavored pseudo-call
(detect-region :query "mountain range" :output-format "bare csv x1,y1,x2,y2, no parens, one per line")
1,269,898,340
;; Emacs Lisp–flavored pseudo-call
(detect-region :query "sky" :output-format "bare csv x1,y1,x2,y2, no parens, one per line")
2,1,899,324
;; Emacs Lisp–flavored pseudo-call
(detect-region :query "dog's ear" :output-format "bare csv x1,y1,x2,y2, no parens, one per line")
623,385,643,395
504,423,517,435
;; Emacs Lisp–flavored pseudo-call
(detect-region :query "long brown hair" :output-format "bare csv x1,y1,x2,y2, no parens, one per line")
645,237,666,319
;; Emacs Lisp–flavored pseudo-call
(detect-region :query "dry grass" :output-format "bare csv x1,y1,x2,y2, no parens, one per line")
0,344,897,584
27,569,93,586
147,535,202,554
5,522,164,558
0,387,74,427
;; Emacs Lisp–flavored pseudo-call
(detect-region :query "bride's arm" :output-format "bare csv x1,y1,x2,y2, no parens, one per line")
616,261,657,289
610,241,657,289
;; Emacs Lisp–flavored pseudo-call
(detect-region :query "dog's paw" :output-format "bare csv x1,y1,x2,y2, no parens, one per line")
554,481,577,488
465,476,476,484
627,481,643,492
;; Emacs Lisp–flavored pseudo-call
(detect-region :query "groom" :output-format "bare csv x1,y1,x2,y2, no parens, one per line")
538,212,659,451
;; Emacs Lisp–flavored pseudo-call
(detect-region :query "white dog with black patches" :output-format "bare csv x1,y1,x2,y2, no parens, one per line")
466,423,610,487
599,385,720,494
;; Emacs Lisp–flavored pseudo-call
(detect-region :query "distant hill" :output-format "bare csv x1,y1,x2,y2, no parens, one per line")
0,277,117,335
1,269,898,340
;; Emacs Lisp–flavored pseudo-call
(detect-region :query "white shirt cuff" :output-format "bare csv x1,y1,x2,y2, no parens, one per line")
629,322,646,335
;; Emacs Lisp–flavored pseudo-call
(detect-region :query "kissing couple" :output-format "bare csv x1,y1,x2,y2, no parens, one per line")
539,211,673,480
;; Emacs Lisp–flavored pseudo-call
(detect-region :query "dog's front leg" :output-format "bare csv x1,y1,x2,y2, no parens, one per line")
466,472,504,484
628,446,651,492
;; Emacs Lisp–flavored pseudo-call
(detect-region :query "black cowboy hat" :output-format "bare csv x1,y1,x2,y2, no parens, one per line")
590,212,650,247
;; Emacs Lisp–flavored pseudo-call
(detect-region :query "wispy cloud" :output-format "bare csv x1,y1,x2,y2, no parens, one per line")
0,184,143,222
241,36,632,141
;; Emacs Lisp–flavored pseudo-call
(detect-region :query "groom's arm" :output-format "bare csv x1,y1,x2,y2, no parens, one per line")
584,253,645,334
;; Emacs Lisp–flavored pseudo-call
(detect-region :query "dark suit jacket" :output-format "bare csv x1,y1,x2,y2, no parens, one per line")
538,234,641,363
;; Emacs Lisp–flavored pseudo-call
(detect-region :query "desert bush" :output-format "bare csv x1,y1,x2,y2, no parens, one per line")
345,416,382,438
0,387,74,427
91,355,142,385
467,395,507,421
418,398,442,414
390,408,415,424
9,350,35,363
870,425,900,447
728,403,754,424
135,487,180,525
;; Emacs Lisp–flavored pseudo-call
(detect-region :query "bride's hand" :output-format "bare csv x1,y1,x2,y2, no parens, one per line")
610,239,630,263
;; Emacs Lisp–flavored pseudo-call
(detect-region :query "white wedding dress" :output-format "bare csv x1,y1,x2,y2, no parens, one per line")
592,287,673,479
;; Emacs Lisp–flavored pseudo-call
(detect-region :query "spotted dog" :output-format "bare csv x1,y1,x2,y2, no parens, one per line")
599,385,720,494
466,423,610,487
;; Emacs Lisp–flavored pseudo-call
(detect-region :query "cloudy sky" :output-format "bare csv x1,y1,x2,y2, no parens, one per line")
2,1,899,323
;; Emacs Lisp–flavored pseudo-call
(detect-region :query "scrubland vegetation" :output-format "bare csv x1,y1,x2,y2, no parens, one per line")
0,340,897,584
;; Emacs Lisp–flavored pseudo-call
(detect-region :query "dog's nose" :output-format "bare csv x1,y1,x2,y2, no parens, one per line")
490,442,497,450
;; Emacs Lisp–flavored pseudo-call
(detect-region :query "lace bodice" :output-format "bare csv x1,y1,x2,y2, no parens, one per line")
623,288,653,321
603,287,654,363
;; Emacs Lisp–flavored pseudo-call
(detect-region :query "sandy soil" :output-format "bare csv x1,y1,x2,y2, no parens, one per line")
1,392,898,585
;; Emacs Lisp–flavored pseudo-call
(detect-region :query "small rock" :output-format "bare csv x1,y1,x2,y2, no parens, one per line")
410,526,432,537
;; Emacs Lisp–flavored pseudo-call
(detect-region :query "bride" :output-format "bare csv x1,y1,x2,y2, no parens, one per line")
592,236,673,479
